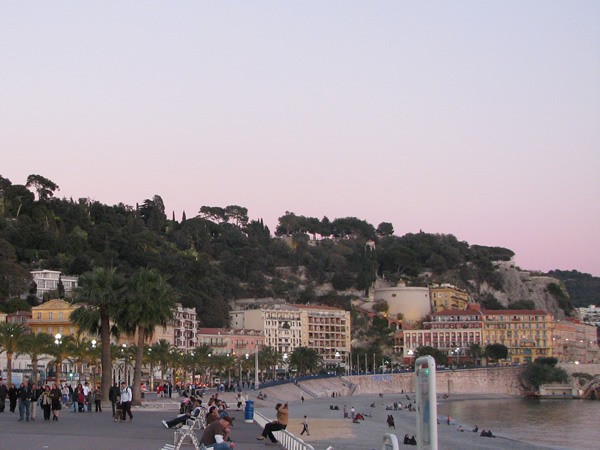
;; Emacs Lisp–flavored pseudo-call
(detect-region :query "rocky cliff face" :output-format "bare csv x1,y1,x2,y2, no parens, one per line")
476,261,566,318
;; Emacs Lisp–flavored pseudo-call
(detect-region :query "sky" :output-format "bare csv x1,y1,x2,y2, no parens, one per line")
1,1,599,276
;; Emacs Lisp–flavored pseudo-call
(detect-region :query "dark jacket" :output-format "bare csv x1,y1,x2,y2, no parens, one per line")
109,385,120,402
17,386,32,401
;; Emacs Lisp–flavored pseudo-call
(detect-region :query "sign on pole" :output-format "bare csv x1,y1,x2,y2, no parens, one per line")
415,355,438,450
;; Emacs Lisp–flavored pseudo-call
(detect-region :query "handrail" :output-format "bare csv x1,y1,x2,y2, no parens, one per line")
254,411,315,450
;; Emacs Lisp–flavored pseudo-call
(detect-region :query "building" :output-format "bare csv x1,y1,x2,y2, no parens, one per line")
575,305,600,327
196,328,264,356
31,270,78,299
230,303,351,367
429,283,470,312
371,284,431,322
481,308,553,364
403,306,554,365
29,299,78,337
403,308,483,363
173,304,199,352
553,319,599,363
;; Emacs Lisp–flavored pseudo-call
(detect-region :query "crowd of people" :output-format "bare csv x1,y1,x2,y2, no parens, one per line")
0,379,102,422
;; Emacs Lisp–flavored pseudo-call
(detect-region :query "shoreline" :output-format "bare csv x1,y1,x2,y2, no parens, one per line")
255,390,562,450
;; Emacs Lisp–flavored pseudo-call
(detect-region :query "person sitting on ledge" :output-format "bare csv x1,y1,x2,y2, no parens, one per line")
162,399,203,428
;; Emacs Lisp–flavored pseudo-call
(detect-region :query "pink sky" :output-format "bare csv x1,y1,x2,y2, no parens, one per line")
1,2,599,276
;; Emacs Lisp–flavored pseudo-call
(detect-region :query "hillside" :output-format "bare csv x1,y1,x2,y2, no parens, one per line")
0,174,592,326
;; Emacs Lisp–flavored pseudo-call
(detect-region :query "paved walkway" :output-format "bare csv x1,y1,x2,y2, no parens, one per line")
0,395,282,450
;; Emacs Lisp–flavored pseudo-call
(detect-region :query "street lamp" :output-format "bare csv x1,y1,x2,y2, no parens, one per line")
282,353,288,379
54,333,62,383
335,351,340,375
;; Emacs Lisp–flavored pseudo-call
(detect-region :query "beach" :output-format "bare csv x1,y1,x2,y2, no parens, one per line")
254,392,562,450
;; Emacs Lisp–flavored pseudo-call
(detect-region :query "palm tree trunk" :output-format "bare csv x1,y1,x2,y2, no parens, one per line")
7,353,13,386
132,328,145,406
100,312,112,405
32,356,39,383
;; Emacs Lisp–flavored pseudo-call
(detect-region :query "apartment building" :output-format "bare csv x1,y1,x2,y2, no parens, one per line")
196,328,264,356
230,303,351,366
31,270,78,298
553,319,599,363
173,303,198,352
29,299,78,337
429,283,470,312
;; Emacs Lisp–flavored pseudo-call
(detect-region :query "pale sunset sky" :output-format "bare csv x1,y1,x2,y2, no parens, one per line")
1,2,599,275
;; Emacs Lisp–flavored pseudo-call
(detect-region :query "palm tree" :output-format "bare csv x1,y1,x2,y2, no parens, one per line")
47,335,75,383
259,346,282,381
0,323,26,385
73,267,125,405
18,332,53,383
151,339,175,384
122,268,176,405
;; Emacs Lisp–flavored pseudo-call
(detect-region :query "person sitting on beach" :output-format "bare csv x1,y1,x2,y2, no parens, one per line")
473,425,478,433
409,436,417,445
256,402,288,444
403,434,410,445
370,402,376,407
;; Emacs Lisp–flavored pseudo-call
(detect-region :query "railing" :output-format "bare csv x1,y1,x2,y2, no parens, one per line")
254,411,315,450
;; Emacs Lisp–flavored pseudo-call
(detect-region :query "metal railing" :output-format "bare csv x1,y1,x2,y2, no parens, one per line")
254,411,315,450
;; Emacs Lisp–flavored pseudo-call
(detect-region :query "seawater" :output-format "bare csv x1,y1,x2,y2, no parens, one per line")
436,397,600,449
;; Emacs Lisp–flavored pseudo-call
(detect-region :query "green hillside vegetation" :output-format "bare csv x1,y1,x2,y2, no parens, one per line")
548,270,600,308
0,174,584,328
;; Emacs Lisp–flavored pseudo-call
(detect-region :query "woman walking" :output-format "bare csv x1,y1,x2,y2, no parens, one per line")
40,385,52,421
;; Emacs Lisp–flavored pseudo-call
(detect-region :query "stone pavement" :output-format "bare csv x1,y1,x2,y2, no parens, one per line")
0,396,282,450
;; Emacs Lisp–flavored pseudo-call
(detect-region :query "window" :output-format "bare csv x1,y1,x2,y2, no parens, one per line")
59,312,64,320
48,312,53,320
37,312,42,320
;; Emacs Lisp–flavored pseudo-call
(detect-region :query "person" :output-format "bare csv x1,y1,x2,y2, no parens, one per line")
0,382,8,412
256,402,288,444
205,405,220,425
119,382,133,422
200,417,235,449
50,383,62,421
76,384,85,412
387,414,395,429
109,382,120,417
93,385,102,412
39,385,52,421
350,406,355,420
343,404,348,418
403,434,410,445
83,381,91,412
300,415,310,436
162,399,203,428
301,396,304,403
409,435,417,445
30,382,41,421
473,425,479,433
8,383,18,413
17,381,32,422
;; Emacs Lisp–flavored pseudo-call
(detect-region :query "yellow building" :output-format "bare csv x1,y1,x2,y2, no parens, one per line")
430,283,470,312
30,299,79,337
482,308,553,363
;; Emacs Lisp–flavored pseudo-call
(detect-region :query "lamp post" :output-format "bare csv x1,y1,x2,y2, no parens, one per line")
254,346,260,390
54,333,62,383
334,351,340,375
282,353,288,379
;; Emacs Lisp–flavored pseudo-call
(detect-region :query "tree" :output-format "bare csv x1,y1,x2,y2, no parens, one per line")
25,174,60,201
467,343,483,365
0,323,26,385
150,339,176,384
413,346,448,367
73,267,126,404
485,343,508,363
122,268,176,405
47,334,75,383
258,346,282,380
289,347,322,375
376,222,394,237
18,332,53,383
520,357,568,391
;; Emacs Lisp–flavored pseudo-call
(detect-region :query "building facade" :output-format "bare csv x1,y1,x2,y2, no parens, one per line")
31,270,78,298
196,328,264,356
553,319,599,363
29,299,78,337
173,304,198,352
429,283,470,312
230,303,351,366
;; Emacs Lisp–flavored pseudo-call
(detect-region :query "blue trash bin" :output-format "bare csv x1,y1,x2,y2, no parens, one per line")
244,400,254,423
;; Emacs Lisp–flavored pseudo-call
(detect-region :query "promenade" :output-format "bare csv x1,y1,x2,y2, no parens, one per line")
0,393,278,450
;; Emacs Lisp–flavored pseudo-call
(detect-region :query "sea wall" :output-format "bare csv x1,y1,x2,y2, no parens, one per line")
342,367,523,396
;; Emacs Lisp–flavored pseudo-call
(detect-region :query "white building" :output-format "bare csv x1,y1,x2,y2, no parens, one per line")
173,303,198,352
230,304,351,366
31,270,78,298
576,305,600,326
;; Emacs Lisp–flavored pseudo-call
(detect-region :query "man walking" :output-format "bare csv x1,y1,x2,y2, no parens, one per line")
300,415,310,436
17,382,32,422
109,382,120,417
0,382,7,412
119,382,133,422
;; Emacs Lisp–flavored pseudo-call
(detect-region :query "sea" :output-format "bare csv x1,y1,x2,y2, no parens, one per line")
436,397,600,449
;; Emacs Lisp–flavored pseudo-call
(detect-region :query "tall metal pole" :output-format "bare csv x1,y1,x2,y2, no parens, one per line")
254,347,259,390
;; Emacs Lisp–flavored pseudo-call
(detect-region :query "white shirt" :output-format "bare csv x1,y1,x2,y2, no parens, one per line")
120,386,132,402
